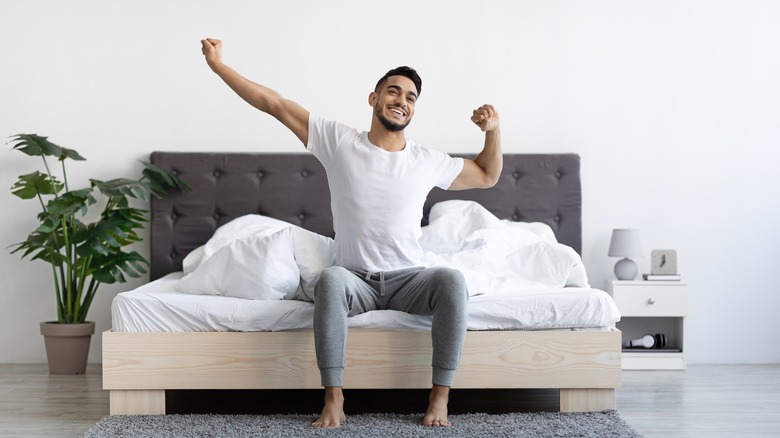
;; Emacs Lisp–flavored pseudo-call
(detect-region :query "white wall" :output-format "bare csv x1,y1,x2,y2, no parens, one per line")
1,0,778,364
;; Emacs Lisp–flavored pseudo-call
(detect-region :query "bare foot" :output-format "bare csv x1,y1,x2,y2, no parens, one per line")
312,387,346,428
422,384,451,427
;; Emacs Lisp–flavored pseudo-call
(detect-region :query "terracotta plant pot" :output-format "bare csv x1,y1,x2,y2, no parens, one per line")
39,321,95,374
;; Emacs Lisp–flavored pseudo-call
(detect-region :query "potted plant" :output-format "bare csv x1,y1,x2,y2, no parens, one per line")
8,134,189,374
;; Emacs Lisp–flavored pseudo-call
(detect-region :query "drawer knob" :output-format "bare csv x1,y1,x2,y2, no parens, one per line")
647,298,656,305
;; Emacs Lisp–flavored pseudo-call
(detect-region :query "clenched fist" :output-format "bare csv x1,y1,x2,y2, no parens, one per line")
471,104,499,132
201,38,223,68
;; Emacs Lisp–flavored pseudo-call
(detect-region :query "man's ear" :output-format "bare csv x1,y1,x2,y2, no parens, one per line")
368,91,377,107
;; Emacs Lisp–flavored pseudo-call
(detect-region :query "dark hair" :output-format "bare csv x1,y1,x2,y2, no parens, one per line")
375,66,422,97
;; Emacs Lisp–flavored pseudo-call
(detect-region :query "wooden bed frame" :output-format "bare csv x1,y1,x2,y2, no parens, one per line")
102,152,621,415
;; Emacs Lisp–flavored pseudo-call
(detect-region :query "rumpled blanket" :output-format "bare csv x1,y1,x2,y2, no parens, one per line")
176,200,589,300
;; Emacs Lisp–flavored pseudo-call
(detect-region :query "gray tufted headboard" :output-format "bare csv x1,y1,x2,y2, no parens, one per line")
149,152,582,280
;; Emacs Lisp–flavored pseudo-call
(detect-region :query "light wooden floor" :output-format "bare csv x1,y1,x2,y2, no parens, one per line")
0,364,105,438
617,365,780,438
0,364,778,437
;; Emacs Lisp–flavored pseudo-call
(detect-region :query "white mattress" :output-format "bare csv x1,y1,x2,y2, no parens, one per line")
112,272,621,332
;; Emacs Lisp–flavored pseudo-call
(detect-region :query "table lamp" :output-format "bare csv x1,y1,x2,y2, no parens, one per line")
608,229,642,280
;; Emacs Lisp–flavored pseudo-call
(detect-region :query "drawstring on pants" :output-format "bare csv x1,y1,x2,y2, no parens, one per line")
365,271,386,296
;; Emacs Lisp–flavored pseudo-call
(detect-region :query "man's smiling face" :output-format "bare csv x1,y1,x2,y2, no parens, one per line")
371,75,418,132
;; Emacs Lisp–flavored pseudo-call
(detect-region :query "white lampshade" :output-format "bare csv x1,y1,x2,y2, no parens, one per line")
608,229,642,258
608,229,642,280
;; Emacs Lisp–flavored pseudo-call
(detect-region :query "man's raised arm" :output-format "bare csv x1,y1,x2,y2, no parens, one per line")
201,38,309,146
448,104,503,191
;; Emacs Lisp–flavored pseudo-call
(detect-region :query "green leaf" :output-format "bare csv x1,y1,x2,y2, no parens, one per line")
91,178,150,202
77,208,145,257
44,188,95,219
36,217,59,233
8,134,85,161
11,232,68,266
31,248,68,265
11,171,64,199
91,251,148,284
141,161,190,197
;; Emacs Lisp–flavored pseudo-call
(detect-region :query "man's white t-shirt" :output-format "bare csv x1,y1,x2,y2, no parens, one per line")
307,114,464,273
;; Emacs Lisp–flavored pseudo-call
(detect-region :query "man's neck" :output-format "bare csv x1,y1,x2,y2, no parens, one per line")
367,124,406,152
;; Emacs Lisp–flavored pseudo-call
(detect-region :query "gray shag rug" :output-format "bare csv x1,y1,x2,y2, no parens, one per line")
84,411,642,437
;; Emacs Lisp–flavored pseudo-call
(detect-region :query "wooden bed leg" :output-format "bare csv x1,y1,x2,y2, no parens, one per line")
109,390,166,415
559,389,615,412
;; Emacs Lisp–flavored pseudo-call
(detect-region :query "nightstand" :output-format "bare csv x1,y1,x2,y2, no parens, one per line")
606,280,688,370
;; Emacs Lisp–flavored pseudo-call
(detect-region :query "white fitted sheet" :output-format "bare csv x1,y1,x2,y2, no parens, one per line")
112,272,621,332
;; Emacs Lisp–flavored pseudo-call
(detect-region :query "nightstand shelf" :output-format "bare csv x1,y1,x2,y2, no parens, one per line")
607,280,688,370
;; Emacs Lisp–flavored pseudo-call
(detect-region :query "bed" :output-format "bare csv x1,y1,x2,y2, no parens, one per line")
102,152,621,415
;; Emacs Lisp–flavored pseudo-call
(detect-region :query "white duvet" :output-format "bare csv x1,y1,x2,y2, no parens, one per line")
176,200,589,300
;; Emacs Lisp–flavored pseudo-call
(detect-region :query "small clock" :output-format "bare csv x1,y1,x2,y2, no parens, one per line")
651,250,677,275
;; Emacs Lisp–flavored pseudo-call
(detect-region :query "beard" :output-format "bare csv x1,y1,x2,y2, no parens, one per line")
374,104,410,132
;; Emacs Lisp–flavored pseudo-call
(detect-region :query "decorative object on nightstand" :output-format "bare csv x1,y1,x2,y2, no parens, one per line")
627,333,666,349
608,229,642,280
650,249,677,274
644,249,680,281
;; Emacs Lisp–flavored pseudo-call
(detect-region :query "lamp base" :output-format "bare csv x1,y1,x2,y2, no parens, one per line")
614,258,638,280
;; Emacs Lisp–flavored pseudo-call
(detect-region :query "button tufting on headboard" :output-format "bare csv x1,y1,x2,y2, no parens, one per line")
149,152,582,280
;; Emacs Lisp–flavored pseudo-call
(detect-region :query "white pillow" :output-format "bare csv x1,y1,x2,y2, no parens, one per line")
181,245,205,274
175,228,300,300
420,200,502,253
200,215,293,267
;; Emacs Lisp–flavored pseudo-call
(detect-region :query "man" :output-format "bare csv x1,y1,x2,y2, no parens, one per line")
200,38,502,428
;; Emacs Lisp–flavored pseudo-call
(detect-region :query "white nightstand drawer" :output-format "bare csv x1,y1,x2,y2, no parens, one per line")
611,287,687,317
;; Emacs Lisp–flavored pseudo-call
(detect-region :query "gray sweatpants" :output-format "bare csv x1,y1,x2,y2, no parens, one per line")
313,266,469,388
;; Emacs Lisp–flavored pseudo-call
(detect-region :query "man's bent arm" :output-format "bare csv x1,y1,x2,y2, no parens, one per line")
201,38,309,146
449,105,502,190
